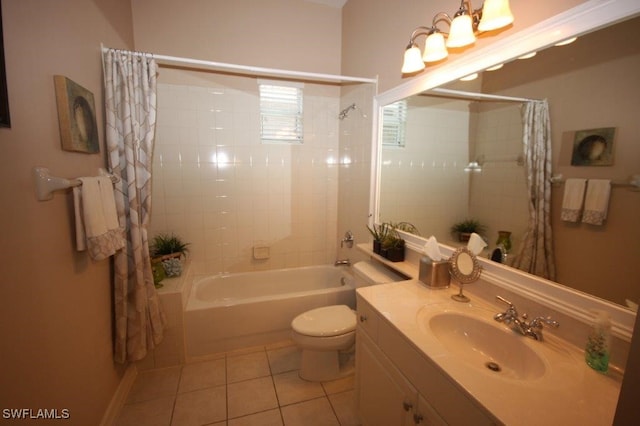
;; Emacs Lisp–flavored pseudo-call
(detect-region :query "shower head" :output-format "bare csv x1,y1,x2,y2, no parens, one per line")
338,103,367,120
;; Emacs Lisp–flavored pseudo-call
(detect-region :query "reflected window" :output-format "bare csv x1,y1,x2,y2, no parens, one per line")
381,100,407,148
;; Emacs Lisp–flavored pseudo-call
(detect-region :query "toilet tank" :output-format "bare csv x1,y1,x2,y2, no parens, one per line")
352,260,407,288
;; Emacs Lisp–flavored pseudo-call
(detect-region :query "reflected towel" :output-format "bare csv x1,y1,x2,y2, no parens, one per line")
582,179,611,225
560,178,586,222
73,176,125,260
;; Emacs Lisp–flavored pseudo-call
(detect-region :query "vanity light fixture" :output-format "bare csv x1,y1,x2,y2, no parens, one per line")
401,0,514,74
554,36,578,46
485,63,503,71
460,73,478,81
518,51,537,60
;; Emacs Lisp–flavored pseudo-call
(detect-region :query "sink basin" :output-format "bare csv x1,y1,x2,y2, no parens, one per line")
421,311,547,380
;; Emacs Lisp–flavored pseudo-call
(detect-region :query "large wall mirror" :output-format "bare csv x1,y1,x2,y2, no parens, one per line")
373,0,640,312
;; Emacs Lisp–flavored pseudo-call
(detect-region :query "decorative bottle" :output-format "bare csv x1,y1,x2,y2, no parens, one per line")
585,310,611,373
496,230,512,253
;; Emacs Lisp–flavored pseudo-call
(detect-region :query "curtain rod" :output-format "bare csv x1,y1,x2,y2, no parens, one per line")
101,46,378,84
429,88,541,103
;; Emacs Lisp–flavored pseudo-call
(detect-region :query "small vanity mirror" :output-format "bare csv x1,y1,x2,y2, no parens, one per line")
449,247,482,302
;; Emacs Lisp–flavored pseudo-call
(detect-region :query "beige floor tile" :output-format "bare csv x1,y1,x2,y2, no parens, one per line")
328,390,361,426
225,344,266,357
227,408,283,426
273,370,325,406
280,397,340,426
227,350,271,383
127,366,182,403
322,374,355,395
227,376,279,418
171,386,226,426
265,339,295,350
116,396,175,426
178,358,226,393
267,346,301,375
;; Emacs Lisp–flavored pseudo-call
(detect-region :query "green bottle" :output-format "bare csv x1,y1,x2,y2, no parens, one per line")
585,310,611,373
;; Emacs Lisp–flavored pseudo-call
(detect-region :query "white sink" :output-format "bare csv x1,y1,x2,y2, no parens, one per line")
419,311,547,380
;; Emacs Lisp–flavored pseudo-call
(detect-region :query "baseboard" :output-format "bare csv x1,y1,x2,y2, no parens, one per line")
100,363,137,426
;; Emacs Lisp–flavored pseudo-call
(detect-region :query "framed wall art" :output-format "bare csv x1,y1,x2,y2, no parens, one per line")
0,2,10,128
569,127,615,166
54,75,99,153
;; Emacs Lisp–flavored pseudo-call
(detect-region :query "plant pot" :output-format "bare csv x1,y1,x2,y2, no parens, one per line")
458,232,472,243
152,252,184,277
384,246,405,262
373,240,382,255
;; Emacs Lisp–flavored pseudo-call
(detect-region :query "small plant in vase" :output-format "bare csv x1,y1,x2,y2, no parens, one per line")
150,233,190,278
366,223,390,255
450,219,486,243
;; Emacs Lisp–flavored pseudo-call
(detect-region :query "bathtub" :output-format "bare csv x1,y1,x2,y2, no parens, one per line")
184,265,356,357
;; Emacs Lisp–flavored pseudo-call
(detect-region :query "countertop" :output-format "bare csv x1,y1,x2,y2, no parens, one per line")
357,277,622,425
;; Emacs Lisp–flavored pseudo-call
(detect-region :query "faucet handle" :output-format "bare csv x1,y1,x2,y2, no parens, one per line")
496,295,515,309
529,316,560,329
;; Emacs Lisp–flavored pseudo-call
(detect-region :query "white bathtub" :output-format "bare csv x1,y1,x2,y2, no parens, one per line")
184,265,356,357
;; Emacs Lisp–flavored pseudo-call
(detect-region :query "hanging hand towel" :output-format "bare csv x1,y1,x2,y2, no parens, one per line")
560,178,586,222
582,179,611,225
73,176,125,260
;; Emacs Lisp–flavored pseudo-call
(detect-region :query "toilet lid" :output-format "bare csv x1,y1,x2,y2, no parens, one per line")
291,305,356,337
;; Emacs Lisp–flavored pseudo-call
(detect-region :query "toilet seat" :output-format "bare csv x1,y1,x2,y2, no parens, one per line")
291,305,356,337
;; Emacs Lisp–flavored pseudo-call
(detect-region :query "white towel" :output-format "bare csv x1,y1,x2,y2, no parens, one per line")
73,176,125,260
582,179,611,225
560,178,586,222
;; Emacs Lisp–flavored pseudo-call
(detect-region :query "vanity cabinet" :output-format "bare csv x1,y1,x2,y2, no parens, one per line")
356,295,496,426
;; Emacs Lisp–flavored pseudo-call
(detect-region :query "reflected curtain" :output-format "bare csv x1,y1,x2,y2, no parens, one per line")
513,100,556,280
104,49,166,363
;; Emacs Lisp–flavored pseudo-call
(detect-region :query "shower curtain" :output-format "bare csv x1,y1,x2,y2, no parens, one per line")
104,49,166,363
513,100,556,281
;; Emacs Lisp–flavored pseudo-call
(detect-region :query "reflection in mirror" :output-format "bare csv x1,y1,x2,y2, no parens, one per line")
376,16,640,308
449,247,482,302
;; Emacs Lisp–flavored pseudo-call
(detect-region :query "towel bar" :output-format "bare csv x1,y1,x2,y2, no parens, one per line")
33,166,119,201
550,174,640,191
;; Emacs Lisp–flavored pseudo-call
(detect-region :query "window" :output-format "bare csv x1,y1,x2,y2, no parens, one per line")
381,100,407,147
259,81,303,144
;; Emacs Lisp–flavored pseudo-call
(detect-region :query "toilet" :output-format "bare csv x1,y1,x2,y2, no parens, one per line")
291,260,406,381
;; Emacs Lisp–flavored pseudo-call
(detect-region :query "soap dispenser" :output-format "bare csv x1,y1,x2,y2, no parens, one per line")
585,310,611,373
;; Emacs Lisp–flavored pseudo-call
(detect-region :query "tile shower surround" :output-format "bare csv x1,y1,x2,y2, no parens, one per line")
151,82,343,275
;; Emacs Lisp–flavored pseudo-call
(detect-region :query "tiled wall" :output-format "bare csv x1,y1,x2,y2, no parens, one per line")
150,81,342,275
379,97,470,241
468,103,528,253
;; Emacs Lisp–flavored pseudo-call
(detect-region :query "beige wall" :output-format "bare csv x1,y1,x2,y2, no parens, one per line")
131,0,343,75
0,0,134,424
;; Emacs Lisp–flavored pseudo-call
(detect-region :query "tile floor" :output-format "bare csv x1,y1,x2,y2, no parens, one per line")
116,341,361,426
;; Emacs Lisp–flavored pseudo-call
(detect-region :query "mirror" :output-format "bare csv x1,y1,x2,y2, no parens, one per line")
374,3,640,309
449,247,481,303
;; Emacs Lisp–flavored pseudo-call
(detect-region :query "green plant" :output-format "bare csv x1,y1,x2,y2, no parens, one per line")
450,219,486,236
150,233,190,258
366,223,390,242
388,221,420,236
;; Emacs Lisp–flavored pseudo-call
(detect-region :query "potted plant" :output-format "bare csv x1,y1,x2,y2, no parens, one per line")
450,219,486,242
366,223,390,254
150,233,190,278
380,222,407,262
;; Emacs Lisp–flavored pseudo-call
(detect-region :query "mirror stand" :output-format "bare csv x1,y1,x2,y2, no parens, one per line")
448,247,482,303
451,283,471,303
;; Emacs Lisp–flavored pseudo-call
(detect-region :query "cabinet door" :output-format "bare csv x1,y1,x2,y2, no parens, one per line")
356,332,416,426
413,394,447,426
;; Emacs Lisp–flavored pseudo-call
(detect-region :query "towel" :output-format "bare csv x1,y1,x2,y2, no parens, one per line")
582,179,611,225
560,178,586,222
73,176,125,260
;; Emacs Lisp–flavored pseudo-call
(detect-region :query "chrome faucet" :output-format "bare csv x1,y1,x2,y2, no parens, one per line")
334,259,351,266
494,295,559,341
340,230,354,248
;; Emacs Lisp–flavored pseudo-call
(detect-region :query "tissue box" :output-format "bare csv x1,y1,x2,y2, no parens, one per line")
419,256,450,289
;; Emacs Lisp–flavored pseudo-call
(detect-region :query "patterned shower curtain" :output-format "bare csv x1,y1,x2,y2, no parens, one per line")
512,100,556,281
104,49,166,363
